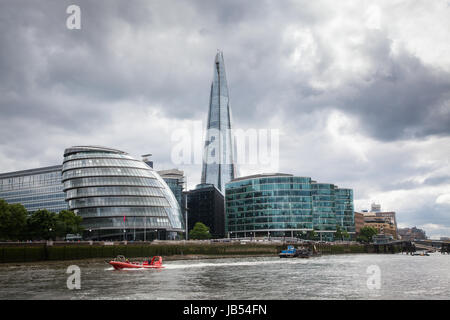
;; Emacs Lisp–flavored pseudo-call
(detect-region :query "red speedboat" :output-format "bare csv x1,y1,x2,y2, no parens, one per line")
109,255,165,270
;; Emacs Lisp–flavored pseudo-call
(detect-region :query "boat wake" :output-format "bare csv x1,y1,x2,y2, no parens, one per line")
164,258,310,270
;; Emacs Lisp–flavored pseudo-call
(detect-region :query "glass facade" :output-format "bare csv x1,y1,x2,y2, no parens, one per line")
0,165,67,213
62,146,184,240
335,188,355,234
225,174,355,240
187,184,225,238
157,169,185,211
201,51,236,192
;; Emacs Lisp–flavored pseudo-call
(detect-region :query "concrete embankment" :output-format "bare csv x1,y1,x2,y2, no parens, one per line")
0,240,381,263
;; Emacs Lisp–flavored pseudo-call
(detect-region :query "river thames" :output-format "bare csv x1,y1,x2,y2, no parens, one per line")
0,253,449,299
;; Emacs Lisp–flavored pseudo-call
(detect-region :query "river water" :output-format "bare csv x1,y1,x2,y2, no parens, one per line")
0,253,449,300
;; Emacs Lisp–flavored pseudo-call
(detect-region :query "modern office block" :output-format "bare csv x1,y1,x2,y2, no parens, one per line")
312,183,337,240
335,188,355,233
225,173,355,241
141,154,153,168
201,51,236,192
186,183,225,238
62,146,184,240
157,169,185,210
0,165,67,213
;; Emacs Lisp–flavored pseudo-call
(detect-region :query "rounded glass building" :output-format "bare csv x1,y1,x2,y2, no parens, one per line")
62,146,184,240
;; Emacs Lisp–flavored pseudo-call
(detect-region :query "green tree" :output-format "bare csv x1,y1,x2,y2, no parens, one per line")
27,209,58,240
357,226,378,243
55,210,83,238
342,230,350,240
0,200,28,240
189,222,211,240
334,225,350,241
335,225,343,241
0,199,12,240
306,230,317,240
8,203,28,240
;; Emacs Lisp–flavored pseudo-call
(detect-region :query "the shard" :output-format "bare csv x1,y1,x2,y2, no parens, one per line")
201,51,236,192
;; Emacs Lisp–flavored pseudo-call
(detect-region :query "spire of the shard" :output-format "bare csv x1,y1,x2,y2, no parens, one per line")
201,50,236,192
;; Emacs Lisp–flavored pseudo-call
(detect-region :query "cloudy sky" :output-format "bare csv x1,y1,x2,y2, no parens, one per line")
1,0,449,238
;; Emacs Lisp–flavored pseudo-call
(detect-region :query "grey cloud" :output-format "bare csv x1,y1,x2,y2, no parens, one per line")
400,203,450,230
0,0,450,234
277,29,450,142
342,46,450,141
424,175,450,186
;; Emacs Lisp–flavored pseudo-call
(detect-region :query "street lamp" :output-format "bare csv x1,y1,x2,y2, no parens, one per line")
181,190,189,241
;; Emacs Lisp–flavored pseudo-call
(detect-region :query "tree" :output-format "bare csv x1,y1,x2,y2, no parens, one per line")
27,209,58,240
189,222,211,240
0,200,28,240
342,230,350,240
0,200,83,241
8,203,28,240
55,210,83,238
357,226,378,243
335,225,343,241
0,199,11,240
306,230,317,240
334,225,350,241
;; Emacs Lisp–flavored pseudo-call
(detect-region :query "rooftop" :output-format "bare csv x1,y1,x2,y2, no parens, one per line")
0,165,62,178
63,146,128,156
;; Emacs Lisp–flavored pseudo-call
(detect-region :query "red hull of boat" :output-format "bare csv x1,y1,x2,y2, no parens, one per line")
109,261,165,270
109,256,164,270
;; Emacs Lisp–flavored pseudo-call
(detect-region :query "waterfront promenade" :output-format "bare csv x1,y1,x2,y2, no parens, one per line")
0,238,392,263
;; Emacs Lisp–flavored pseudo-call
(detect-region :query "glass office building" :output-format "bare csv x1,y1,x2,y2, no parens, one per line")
187,183,225,238
225,173,355,241
0,165,67,213
157,169,187,227
312,183,337,240
62,146,184,240
201,50,236,192
335,188,355,234
157,169,185,210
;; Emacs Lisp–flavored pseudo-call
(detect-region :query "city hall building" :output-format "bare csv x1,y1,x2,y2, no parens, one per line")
62,146,185,240
225,173,355,241
0,146,186,241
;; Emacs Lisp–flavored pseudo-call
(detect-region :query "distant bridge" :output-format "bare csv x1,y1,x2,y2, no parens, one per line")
373,239,450,254
413,239,450,251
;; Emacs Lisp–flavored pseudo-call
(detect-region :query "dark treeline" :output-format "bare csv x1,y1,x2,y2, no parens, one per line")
0,199,83,241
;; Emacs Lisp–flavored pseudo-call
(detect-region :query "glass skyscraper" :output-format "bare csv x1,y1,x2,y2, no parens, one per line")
225,173,355,241
0,165,67,213
201,50,236,193
62,146,184,240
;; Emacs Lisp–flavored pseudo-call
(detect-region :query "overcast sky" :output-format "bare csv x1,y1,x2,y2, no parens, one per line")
1,0,449,238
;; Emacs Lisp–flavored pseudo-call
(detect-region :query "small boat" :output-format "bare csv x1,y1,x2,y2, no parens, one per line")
109,255,165,270
279,245,298,258
279,245,321,258
411,252,429,256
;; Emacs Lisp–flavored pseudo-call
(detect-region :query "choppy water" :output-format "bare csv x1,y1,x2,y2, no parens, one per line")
0,253,449,299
